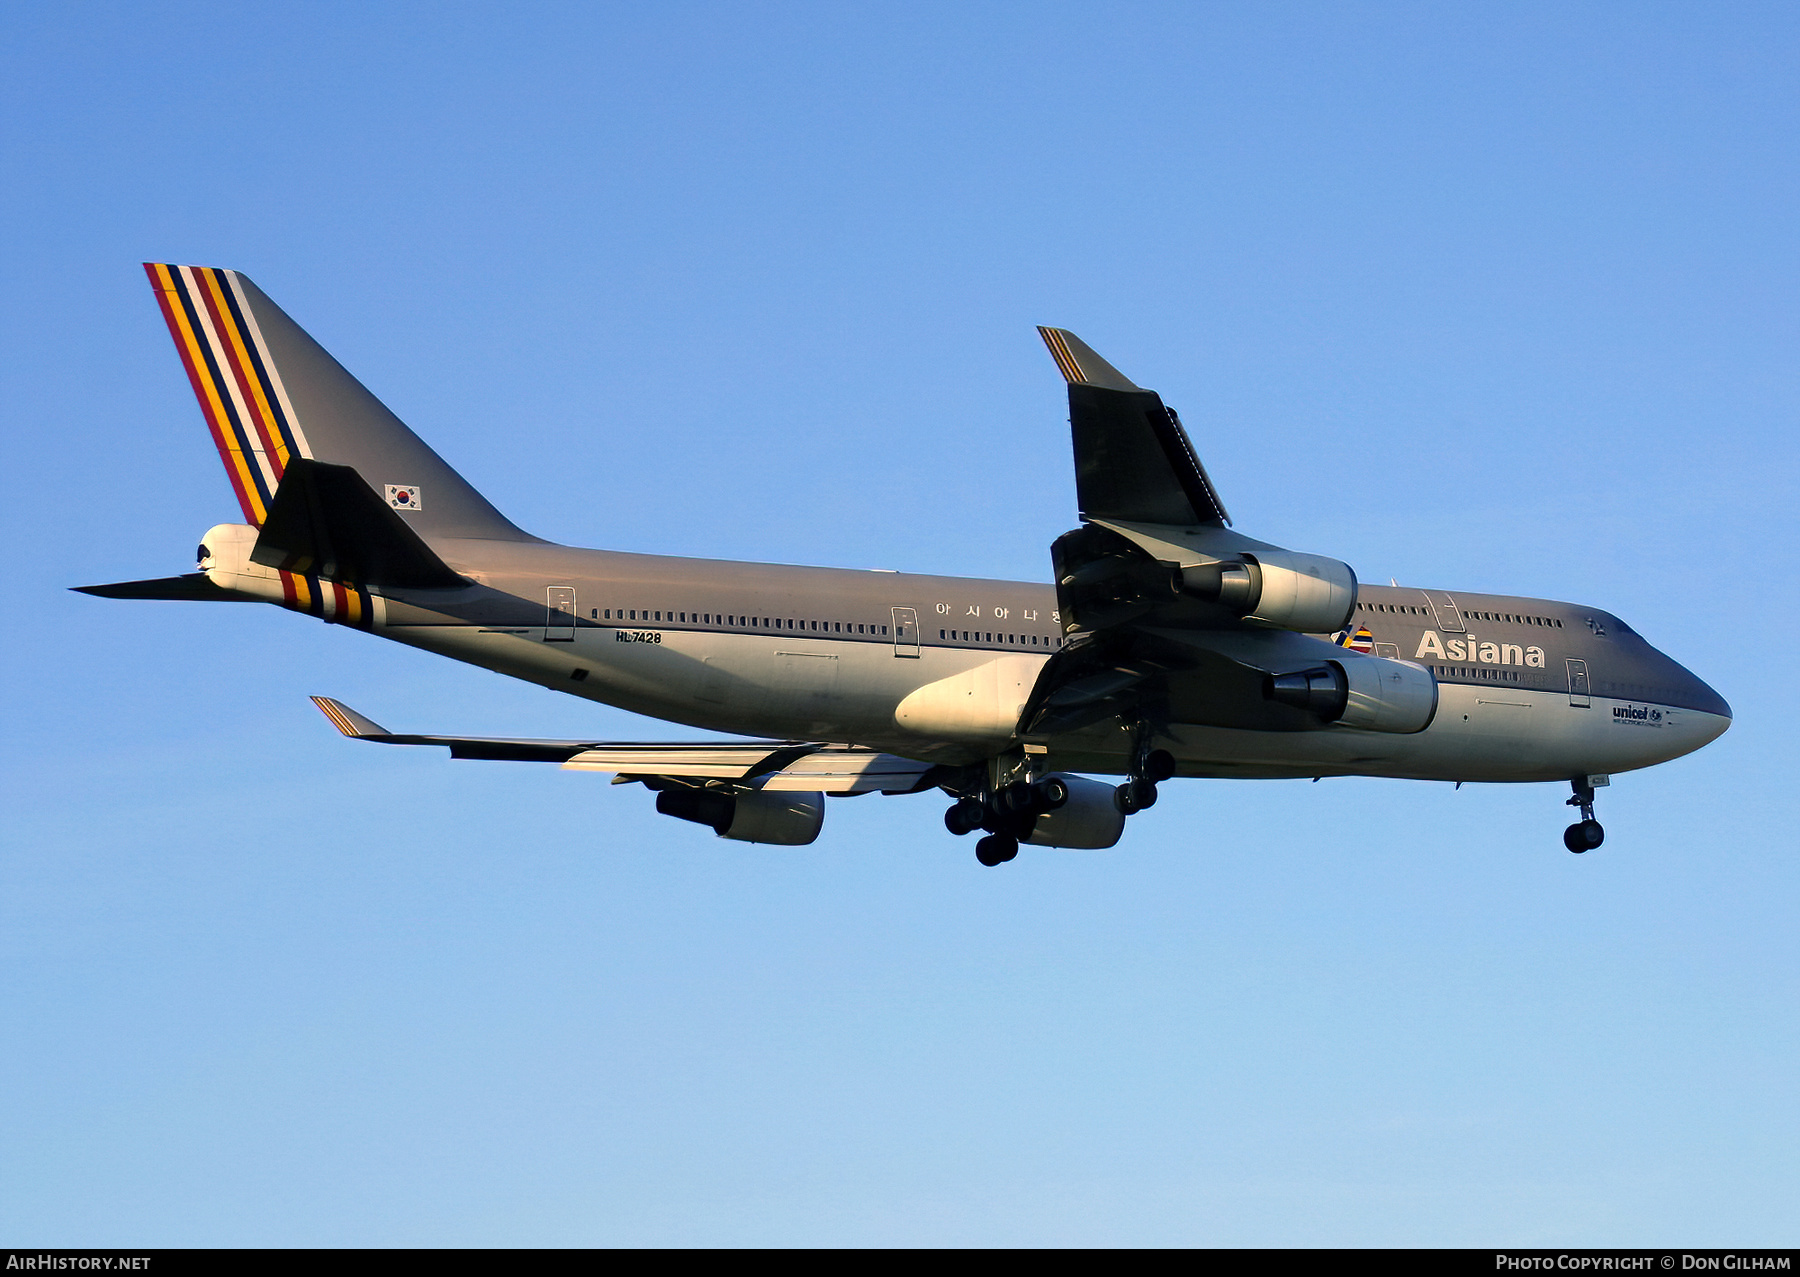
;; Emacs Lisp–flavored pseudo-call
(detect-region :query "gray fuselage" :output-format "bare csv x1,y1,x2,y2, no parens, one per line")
351,537,1731,785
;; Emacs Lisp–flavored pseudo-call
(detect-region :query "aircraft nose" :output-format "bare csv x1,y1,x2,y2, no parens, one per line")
1677,662,1731,722
1662,653,1731,748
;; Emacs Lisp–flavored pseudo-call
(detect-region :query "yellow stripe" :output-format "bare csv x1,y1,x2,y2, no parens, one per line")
1039,328,1084,384
342,589,362,627
199,268,290,469
290,573,311,611
167,268,267,523
313,697,356,737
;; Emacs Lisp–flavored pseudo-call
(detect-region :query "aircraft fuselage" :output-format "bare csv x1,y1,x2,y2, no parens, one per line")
214,530,1729,786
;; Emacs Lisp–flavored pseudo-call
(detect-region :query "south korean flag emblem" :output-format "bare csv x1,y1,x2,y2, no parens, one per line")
385,484,423,512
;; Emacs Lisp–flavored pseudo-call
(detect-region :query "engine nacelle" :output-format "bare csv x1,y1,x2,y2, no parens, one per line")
1266,655,1437,734
655,788,825,845
1183,550,1357,634
1023,773,1126,849
1338,655,1438,733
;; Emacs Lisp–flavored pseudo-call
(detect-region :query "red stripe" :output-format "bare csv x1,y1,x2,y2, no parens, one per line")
280,571,298,608
330,580,348,623
194,269,287,483
145,264,257,523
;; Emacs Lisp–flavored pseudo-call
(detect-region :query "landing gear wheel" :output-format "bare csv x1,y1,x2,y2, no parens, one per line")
976,833,1019,866
1143,749,1176,783
1114,783,1138,815
944,797,985,836
1035,776,1070,810
1563,819,1605,854
1127,778,1158,810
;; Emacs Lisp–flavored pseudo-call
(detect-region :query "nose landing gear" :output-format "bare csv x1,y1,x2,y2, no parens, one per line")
1563,777,1606,853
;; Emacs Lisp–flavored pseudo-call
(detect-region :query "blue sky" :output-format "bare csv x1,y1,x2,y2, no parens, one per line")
2,0,1796,1246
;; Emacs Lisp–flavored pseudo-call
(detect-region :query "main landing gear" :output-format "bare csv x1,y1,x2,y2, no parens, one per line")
1114,748,1174,815
1563,778,1606,853
944,774,1072,867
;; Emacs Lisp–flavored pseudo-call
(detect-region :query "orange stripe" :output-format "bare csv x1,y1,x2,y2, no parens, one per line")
164,268,267,522
1040,328,1084,383
147,264,260,523
197,268,289,475
315,698,355,735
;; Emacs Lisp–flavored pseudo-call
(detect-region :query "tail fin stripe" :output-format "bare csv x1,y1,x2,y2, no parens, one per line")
212,268,311,465
171,266,281,510
194,267,290,479
146,263,267,522
145,263,318,526
162,266,276,517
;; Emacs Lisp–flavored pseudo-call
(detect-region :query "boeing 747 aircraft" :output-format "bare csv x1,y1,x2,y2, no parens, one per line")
79,265,1731,864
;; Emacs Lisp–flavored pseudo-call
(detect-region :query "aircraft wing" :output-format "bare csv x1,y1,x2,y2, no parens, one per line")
1023,331,1359,738
311,698,938,794
1039,327,1230,527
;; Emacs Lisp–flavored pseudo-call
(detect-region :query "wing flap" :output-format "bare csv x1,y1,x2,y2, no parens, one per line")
310,698,937,794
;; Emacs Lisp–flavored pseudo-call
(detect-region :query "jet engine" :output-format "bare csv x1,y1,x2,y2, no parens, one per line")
1183,550,1357,634
654,787,825,845
1022,773,1127,849
1266,655,1438,733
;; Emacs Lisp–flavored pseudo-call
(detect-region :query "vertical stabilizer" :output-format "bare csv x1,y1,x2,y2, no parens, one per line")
144,264,535,543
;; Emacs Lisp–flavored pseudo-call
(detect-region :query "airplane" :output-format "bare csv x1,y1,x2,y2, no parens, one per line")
78,263,1732,865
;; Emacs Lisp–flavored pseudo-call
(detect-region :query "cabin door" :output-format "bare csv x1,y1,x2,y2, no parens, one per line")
1422,591,1466,633
891,607,920,658
1566,658,1591,708
545,586,576,641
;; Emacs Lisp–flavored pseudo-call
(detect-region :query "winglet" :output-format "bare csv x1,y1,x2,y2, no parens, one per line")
1037,328,1141,392
311,696,388,738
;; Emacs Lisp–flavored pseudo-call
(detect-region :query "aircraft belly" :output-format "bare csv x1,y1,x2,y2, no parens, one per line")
380,622,997,747
1106,686,1724,783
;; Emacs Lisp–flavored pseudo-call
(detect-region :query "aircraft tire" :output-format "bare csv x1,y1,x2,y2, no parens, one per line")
1563,820,1605,853
1144,749,1176,782
1114,783,1139,815
976,833,1018,866
1127,778,1159,810
945,798,984,836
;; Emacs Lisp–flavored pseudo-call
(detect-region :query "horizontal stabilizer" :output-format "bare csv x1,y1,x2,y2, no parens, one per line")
71,573,238,601
309,698,937,792
255,459,465,589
